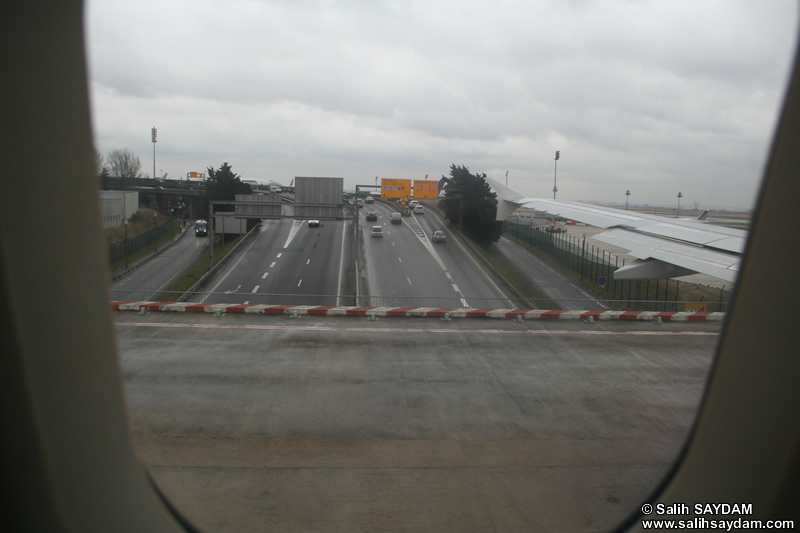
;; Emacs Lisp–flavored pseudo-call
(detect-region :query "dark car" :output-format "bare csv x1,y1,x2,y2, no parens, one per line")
366,211,378,221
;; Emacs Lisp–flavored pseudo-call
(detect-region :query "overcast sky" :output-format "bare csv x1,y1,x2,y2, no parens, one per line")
86,0,797,209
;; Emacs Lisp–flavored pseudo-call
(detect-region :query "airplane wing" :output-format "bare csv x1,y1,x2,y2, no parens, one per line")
485,178,745,282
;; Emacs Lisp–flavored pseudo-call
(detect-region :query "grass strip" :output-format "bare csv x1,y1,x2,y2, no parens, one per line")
469,240,560,309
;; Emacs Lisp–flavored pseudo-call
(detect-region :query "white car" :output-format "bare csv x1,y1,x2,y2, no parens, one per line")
413,205,424,214
371,225,383,237
431,230,446,243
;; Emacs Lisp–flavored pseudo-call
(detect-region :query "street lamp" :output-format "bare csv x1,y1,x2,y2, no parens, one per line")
677,192,683,218
625,190,631,210
151,127,157,181
553,150,560,199
124,220,129,269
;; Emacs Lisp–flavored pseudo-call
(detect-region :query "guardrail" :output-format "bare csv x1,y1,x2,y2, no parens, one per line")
110,290,728,312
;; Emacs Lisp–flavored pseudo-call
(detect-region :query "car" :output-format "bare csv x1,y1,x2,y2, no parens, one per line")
366,211,378,221
413,205,424,214
194,219,208,236
357,199,364,207
308,220,320,227
365,196,375,203
370,225,383,237
390,212,402,224
432,230,446,243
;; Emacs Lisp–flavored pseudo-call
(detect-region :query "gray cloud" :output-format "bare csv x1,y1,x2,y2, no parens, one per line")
86,0,796,208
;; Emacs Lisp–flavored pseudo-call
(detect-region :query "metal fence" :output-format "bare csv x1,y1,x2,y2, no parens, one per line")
505,221,731,312
108,218,176,265
110,290,727,312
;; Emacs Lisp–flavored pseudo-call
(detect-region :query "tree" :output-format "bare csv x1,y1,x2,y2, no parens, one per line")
439,164,503,246
206,162,252,200
94,149,105,177
200,162,253,219
106,148,143,179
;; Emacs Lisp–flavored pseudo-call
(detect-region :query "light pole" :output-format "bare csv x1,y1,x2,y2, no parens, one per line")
124,221,128,269
677,192,683,218
553,150,560,199
151,127,157,180
505,170,509,187
625,190,631,210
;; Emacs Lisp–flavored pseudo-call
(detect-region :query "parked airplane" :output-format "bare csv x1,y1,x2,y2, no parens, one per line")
487,179,745,282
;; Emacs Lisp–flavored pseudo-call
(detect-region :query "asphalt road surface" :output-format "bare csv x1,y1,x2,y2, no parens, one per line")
117,310,720,532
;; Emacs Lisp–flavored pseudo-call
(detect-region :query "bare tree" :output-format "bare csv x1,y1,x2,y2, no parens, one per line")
106,148,143,179
94,149,105,176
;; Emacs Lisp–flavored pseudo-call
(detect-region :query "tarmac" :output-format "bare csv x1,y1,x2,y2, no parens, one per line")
116,311,720,532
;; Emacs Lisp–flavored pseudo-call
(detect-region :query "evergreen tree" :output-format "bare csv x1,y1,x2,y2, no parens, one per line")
440,164,503,246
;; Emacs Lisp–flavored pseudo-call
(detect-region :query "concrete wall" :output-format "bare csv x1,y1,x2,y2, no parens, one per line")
99,191,138,229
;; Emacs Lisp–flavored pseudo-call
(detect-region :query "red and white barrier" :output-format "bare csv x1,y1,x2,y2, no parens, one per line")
112,301,725,321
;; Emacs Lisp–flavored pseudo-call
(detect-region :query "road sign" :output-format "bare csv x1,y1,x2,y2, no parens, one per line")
597,276,607,286
413,180,439,199
381,178,411,198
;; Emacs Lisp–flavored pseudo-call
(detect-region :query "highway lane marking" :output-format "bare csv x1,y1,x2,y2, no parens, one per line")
283,220,303,248
201,233,263,302
297,279,303,287
307,259,311,265
407,277,413,285
270,262,277,268
262,272,268,279
116,322,721,336
277,253,282,258
251,285,260,293
398,257,402,263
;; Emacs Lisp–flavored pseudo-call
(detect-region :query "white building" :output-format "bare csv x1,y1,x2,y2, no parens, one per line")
98,191,138,229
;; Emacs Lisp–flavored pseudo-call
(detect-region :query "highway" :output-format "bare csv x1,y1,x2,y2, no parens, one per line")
359,199,515,308
193,217,353,306
111,227,208,301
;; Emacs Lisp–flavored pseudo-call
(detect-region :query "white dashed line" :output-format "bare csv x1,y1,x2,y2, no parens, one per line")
251,285,259,293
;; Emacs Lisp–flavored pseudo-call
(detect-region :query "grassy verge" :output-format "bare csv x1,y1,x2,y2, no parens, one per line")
155,236,244,299
468,239,560,309
109,225,181,273
106,208,179,272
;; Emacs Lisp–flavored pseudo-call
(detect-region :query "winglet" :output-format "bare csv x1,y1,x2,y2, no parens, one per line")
485,177,527,220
